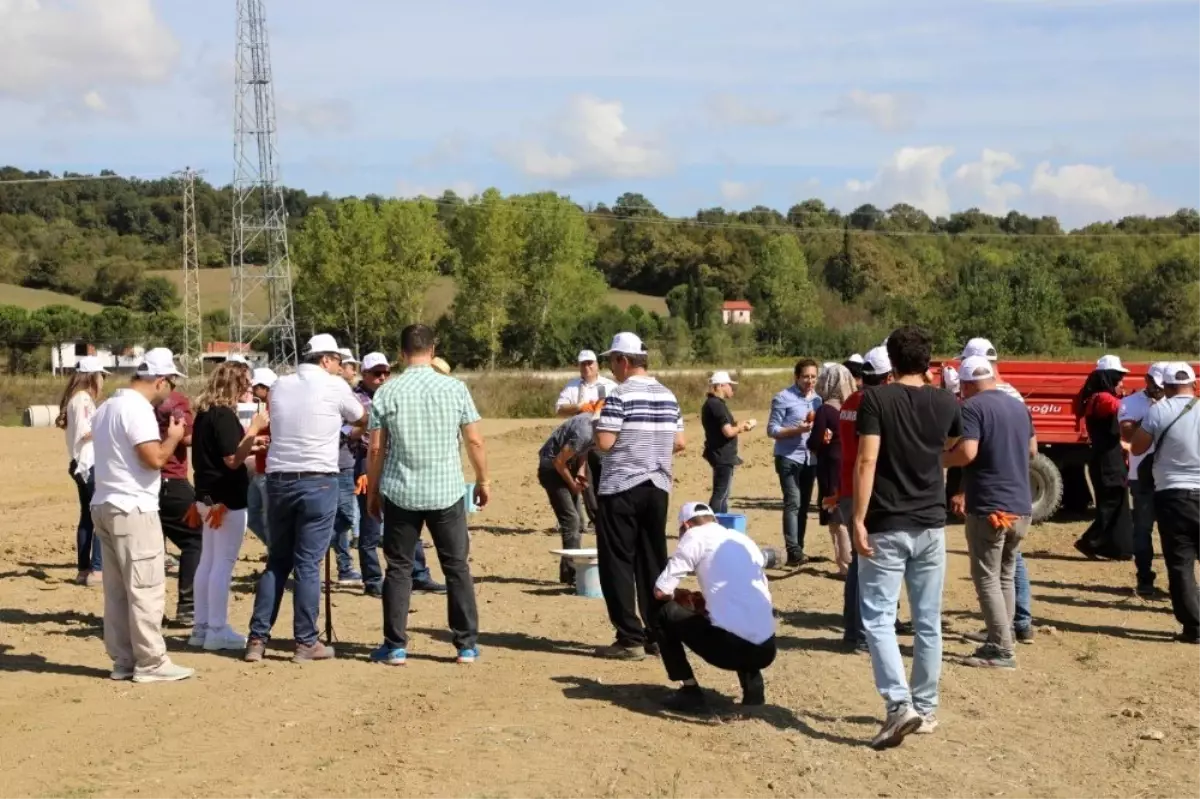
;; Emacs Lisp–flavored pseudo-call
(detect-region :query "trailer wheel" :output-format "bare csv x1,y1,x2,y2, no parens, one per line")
1030,453,1063,524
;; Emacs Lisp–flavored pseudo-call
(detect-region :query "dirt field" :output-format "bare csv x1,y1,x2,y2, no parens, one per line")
1,418,1197,799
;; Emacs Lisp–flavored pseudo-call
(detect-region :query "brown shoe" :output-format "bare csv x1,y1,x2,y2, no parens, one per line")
244,637,267,663
292,641,336,663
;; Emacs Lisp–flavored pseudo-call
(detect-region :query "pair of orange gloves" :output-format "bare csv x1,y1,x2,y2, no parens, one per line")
184,504,229,529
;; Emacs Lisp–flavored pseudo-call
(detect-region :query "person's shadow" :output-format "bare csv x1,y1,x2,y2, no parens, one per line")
552,676,868,748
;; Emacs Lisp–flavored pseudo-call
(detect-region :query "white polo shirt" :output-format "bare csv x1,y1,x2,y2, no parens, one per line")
654,521,776,645
91,388,164,513
266,363,364,475
1118,390,1155,475
555,376,618,412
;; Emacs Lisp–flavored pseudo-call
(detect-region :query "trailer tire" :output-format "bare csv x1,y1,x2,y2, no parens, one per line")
1030,453,1063,524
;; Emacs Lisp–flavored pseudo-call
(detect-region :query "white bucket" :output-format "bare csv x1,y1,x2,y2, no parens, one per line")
24,405,58,428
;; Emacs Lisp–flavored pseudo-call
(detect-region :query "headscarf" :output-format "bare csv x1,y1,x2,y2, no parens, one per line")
816,363,856,404
1074,369,1124,419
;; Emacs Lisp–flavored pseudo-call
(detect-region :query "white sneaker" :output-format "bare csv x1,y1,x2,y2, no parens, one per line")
132,660,194,683
915,713,939,734
110,664,134,681
203,627,248,651
187,625,209,647
871,705,922,750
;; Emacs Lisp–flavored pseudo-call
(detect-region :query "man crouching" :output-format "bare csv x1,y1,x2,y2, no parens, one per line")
653,502,777,713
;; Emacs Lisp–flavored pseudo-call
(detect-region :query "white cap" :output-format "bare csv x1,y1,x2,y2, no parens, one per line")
1146,361,1170,388
942,365,960,394
76,355,109,375
1095,354,1129,374
1163,362,1197,386
137,347,186,378
961,337,999,361
337,348,358,365
577,350,598,363
709,370,737,385
678,501,716,525
847,353,864,364
959,355,996,383
226,354,249,366
304,333,341,357
431,357,452,375
862,346,891,376
600,332,646,357
251,367,277,388
361,352,389,372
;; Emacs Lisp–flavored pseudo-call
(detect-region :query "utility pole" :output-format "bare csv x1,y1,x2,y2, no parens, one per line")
179,167,203,370
230,0,297,369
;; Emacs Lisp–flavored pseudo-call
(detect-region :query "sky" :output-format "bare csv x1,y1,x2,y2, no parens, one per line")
0,0,1197,228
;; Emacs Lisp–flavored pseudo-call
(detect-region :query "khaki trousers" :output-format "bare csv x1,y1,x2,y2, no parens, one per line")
91,503,169,672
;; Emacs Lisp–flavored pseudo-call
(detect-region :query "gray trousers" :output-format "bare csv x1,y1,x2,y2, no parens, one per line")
539,462,582,580
965,514,1029,655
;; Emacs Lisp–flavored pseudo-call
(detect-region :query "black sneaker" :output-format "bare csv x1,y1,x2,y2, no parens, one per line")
1176,629,1200,644
738,670,765,706
785,554,805,568
363,584,383,598
662,684,708,714
413,580,447,594
595,643,646,661
1015,627,1035,645
894,620,914,635
643,642,660,657
1136,581,1165,600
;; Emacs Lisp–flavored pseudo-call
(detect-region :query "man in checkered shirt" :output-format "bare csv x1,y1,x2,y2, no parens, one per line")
592,332,687,661
364,324,490,666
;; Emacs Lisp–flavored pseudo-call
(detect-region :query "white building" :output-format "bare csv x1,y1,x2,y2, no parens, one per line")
51,342,146,375
721,300,753,325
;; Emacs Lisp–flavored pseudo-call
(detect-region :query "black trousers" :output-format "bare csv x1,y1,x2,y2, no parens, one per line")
381,496,478,650
1155,489,1200,635
538,462,583,582
657,600,777,682
596,480,669,647
1078,465,1133,559
159,478,202,615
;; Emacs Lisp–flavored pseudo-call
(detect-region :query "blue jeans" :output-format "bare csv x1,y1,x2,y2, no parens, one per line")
250,473,339,646
70,464,102,572
709,463,735,515
1129,480,1157,586
1014,551,1032,633
775,456,816,558
332,469,358,578
859,527,946,715
246,472,270,548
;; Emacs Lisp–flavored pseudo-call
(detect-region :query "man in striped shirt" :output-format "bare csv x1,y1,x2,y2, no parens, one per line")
593,332,686,660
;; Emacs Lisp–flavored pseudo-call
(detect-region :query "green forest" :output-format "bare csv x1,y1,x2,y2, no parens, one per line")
0,165,1196,371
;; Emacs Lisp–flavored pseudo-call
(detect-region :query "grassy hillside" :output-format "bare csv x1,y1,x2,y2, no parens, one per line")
144,268,670,320
0,284,103,313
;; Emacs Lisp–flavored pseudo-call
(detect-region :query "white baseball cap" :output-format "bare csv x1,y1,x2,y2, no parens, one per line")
137,347,186,378
361,352,389,372
942,365,960,394
251,367,277,388
337,348,359,365
961,337,999,362
1146,361,1170,388
862,346,891,376
1095,354,1129,374
678,501,716,525
847,353,865,364
709,370,737,385
1163,362,1197,386
76,356,109,375
577,349,598,363
600,332,646,357
304,333,341,357
226,354,249,366
959,355,996,383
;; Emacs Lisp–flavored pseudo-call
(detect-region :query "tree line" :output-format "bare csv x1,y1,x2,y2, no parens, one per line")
1,165,1197,371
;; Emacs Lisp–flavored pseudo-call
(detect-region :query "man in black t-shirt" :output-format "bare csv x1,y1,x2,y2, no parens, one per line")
852,326,961,750
701,371,755,514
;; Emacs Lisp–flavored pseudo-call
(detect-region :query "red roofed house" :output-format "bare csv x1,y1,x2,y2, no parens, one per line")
722,300,753,325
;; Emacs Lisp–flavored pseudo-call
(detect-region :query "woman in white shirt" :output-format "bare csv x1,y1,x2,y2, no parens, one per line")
55,357,109,586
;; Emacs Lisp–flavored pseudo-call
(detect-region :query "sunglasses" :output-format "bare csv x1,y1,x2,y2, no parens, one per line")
368,369,391,377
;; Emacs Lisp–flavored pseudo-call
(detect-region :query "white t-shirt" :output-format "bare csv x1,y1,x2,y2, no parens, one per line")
555,376,618,412
266,364,364,474
64,390,96,476
91,389,164,513
654,521,776,645
1118,390,1155,476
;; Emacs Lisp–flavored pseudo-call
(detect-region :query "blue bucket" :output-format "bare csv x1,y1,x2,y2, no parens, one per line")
715,512,747,532
575,560,603,598
464,483,480,513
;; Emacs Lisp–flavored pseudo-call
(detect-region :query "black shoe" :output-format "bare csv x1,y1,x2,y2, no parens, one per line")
785,554,805,568
643,642,660,657
413,580,447,594
363,584,382,598
662,684,708,714
1176,629,1200,644
855,639,870,654
1015,626,1036,645
1073,540,1099,560
894,620,913,635
738,670,765,706
1136,580,1165,600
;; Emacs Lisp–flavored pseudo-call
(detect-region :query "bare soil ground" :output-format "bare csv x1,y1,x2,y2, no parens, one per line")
1,419,1197,798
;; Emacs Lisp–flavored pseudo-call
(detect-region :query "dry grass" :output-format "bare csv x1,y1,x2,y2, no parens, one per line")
0,284,103,313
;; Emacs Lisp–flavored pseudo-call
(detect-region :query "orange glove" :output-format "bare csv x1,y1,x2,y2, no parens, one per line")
183,504,203,530
355,475,368,495
821,495,838,512
579,401,598,414
205,503,228,529
988,511,1021,531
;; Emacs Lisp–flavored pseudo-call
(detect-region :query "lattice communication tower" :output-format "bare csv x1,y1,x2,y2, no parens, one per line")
230,0,297,368
179,167,202,368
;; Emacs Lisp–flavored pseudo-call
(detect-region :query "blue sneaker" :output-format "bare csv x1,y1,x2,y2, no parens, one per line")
337,571,364,587
456,647,480,664
369,644,407,666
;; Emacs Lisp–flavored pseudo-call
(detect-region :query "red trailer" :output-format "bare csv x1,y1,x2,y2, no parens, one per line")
933,360,1198,523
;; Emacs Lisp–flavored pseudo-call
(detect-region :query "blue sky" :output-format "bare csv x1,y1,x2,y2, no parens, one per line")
1,0,1197,227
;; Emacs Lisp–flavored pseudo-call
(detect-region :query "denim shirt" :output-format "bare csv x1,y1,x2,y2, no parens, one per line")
767,385,821,466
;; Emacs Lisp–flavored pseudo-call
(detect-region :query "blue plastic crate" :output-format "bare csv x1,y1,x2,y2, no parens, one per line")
715,512,747,532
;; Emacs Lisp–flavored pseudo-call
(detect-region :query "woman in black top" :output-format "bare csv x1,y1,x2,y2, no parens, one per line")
188,363,266,652
809,364,855,575
701,372,754,514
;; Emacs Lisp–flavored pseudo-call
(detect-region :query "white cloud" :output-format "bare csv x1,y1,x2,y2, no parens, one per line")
827,89,920,132
1028,162,1175,222
277,98,354,134
951,149,1023,215
719,180,758,203
396,179,478,200
500,95,672,180
0,0,179,98
845,146,955,216
414,135,467,168
705,94,787,127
